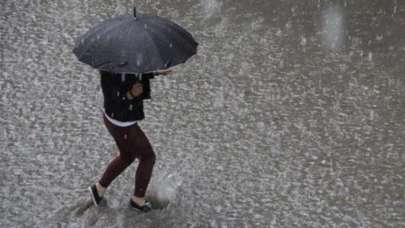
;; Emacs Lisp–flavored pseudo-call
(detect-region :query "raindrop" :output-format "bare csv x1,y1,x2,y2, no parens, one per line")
80,39,84,44
285,22,292,29
124,134,127,140
136,53,143,67
136,73,142,80
121,73,126,82
291,7,296,13
117,91,120,96
276,29,282,37
144,24,148,29
169,43,173,48
96,35,100,40
213,90,224,108
368,52,373,61
122,96,126,100
111,113,115,118
257,122,265,132
279,60,284,68
321,5,344,49
300,36,307,46
129,104,133,111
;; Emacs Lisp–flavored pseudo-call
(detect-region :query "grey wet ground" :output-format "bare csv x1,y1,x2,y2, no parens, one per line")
1,0,404,227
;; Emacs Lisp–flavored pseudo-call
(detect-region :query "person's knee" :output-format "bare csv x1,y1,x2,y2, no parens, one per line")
120,153,136,166
143,149,156,165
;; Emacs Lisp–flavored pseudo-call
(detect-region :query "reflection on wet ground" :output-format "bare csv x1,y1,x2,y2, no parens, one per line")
1,0,404,227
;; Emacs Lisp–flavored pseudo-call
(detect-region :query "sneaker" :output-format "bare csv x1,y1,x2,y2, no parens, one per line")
129,199,152,212
88,184,103,206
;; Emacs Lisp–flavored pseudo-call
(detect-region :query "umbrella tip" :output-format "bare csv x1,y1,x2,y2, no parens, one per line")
133,7,136,18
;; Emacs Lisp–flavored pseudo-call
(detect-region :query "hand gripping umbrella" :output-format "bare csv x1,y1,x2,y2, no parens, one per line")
73,7,198,73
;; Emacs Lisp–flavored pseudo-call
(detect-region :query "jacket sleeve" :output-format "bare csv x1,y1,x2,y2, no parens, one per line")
139,72,156,100
101,71,143,105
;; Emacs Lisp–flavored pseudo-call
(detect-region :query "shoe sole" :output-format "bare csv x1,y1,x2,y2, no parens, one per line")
128,200,152,212
88,186,99,207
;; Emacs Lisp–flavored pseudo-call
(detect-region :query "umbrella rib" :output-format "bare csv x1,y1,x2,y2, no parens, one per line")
79,16,126,45
77,17,133,61
145,28,174,65
156,25,197,66
147,18,197,56
103,17,138,72
147,23,195,66
143,29,166,71
121,19,137,66
152,16,197,46
125,19,153,73
75,17,126,56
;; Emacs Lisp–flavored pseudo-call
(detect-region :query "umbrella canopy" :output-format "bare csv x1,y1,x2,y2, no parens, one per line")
73,8,198,73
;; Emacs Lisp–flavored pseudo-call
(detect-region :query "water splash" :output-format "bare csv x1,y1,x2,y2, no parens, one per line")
321,4,345,49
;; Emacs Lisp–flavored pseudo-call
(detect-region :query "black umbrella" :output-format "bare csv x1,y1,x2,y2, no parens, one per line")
73,7,198,73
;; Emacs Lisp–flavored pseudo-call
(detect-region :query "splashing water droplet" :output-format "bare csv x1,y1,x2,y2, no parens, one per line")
300,36,307,46
136,53,143,67
368,52,373,61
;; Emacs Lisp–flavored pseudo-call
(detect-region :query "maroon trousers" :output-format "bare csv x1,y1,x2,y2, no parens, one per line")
99,115,156,197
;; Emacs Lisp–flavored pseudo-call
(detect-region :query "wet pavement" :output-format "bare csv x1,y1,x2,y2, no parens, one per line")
1,0,404,227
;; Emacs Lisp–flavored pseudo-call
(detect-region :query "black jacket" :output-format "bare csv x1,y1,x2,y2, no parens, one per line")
100,70,155,122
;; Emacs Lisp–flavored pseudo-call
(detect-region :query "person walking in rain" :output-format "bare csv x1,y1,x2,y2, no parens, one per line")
88,69,172,212
72,8,198,212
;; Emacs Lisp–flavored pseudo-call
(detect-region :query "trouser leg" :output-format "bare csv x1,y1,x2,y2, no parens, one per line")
99,115,136,188
127,124,156,197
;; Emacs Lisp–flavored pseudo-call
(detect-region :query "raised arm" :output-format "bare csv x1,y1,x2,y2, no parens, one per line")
142,69,174,79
